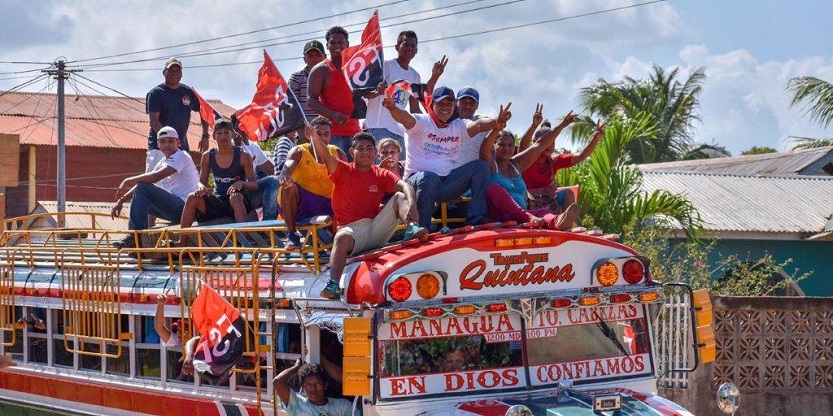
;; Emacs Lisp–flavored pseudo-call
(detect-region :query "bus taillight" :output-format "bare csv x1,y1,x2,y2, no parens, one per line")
388,276,412,302
417,273,440,299
596,262,619,286
455,305,476,315
622,259,645,284
638,291,660,303
486,303,507,312
609,293,631,303
552,298,571,308
422,307,444,317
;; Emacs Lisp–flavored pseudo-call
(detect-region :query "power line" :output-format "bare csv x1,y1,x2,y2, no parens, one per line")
70,0,412,64
75,0,666,74
0,74,50,99
73,0,529,71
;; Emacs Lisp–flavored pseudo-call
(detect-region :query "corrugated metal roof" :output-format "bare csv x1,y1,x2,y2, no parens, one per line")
0,91,236,150
641,171,833,235
639,147,833,176
36,201,128,230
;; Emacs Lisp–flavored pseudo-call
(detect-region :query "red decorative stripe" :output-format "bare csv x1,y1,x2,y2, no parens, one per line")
0,370,264,416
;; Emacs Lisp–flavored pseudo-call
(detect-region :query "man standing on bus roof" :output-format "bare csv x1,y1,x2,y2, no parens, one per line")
306,26,361,159
304,125,423,300
290,40,327,121
146,57,209,170
274,360,352,416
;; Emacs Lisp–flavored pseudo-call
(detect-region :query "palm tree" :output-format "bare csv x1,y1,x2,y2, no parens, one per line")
787,76,833,150
558,113,702,237
578,65,706,164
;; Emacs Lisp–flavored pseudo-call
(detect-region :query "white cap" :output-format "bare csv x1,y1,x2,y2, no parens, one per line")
157,126,179,140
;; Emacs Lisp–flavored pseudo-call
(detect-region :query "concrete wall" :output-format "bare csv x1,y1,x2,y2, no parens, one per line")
659,296,833,416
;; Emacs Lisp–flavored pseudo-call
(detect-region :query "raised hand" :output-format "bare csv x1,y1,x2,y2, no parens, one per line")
432,55,448,79
594,119,607,136
532,103,543,127
497,102,513,126
560,110,577,127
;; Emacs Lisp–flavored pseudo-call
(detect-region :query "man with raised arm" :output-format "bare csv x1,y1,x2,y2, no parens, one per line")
362,30,424,158
145,58,209,170
307,128,422,300
277,117,347,249
383,86,512,229
274,360,352,416
111,126,199,248
306,26,360,159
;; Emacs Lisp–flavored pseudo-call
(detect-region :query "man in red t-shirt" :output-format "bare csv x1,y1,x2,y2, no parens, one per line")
307,26,361,161
309,129,424,300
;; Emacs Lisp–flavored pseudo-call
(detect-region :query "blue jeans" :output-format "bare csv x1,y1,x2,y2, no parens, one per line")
248,176,280,220
405,159,489,229
366,128,406,161
330,135,353,162
128,183,185,230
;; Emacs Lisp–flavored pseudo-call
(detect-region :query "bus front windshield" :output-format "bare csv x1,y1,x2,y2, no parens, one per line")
375,303,654,400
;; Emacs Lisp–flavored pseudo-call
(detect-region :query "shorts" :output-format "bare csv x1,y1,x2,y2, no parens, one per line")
195,194,251,223
296,186,334,219
337,198,399,254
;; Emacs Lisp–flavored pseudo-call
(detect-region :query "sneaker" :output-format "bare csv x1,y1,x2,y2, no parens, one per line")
402,223,428,241
285,233,301,249
320,279,341,299
113,235,136,248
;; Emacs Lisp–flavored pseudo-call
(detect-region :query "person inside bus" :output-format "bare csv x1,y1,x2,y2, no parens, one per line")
274,360,353,416
154,294,181,348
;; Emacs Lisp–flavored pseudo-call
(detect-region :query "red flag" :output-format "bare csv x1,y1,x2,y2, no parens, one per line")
190,283,247,376
192,88,218,131
236,50,305,142
341,11,384,118
384,79,416,101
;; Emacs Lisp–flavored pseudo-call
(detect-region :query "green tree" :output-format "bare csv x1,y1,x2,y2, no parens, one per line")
578,65,707,163
741,146,777,155
557,114,702,237
787,76,833,150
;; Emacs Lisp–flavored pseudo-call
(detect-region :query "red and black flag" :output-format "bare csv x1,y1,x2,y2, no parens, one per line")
341,10,384,118
192,88,222,131
190,283,247,376
236,50,305,142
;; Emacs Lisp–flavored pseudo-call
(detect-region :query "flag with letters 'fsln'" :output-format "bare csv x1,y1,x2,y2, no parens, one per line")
190,283,247,376
340,10,384,119
236,50,305,142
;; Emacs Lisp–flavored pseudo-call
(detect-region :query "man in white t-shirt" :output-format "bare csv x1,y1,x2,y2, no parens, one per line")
363,31,428,159
384,86,511,229
112,126,200,248
453,86,489,167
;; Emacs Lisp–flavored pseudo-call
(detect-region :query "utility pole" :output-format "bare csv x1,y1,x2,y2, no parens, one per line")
44,59,80,227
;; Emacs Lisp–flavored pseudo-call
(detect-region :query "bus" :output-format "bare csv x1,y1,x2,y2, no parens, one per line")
0,212,723,415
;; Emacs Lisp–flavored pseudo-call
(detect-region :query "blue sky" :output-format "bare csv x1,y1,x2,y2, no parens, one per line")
1,0,831,156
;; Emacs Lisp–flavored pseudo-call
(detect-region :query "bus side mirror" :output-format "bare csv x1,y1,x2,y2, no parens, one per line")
692,289,716,364
342,317,371,396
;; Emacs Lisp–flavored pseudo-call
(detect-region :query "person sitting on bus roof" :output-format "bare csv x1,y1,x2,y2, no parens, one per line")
521,117,606,215
479,111,583,230
383,86,511,230
230,114,281,221
277,117,347,249
274,360,353,416
111,126,199,248
306,129,423,300
175,118,258,246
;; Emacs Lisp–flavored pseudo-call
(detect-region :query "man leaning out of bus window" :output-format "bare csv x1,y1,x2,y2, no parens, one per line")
274,359,354,416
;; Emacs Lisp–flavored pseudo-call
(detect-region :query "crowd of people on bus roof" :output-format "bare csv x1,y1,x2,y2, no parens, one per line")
110,26,606,298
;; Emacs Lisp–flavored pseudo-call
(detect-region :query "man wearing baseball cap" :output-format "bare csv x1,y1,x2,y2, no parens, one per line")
290,41,327,121
145,57,209,170
382,86,512,229
454,86,489,168
111,126,200,248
